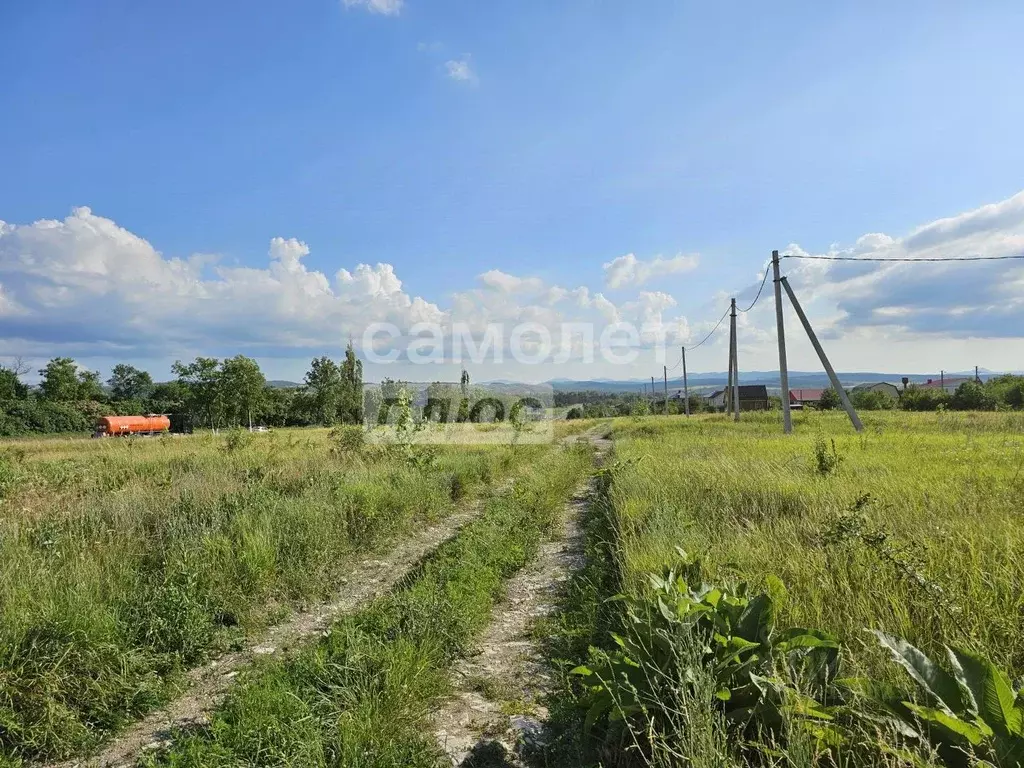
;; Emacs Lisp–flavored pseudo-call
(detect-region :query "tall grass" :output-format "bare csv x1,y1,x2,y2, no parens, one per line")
543,411,1023,767
143,440,595,767
0,429,539,763
608,411,1024,681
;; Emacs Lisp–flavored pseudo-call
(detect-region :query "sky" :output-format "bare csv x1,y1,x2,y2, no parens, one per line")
2,1,1024,384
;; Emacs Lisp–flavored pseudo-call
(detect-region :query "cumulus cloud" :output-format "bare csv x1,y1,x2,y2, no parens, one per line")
0,207,441,357
445,57,477,84
603,252,699,289
780,190,1024,339
3,190,1023,373
342,0,403,15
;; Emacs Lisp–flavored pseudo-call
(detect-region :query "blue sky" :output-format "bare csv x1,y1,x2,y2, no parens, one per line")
2,1,1024,383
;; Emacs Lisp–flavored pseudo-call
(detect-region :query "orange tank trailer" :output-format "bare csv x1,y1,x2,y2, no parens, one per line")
95,415,171,437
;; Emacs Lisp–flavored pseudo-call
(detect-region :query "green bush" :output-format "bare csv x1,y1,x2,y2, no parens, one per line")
900,385,949,411
818,387,842,410
851,390,897,410
950,380,996,411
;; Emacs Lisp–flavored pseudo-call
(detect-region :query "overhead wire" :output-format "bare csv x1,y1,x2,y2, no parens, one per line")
685,305,731,352
782,253,1024,263
737,265,770,313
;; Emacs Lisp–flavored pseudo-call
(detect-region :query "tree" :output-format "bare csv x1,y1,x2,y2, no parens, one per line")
148,380,187,409
456,369,471,423
950,380,996,411
172,357,224,429
304,356,341,425
984,374,1024,409
108,364,154,401
900,384,949,412
425,381,458,422
362,387,382,427
337,341,363,425
378,378,411,425
220,355,266,427
817,387,841,410
38,357,102,401
0,359,29,400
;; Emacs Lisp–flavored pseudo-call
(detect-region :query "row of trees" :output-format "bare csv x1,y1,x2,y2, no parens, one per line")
0,346,538,435
0,345,367,436
817,375,1024,412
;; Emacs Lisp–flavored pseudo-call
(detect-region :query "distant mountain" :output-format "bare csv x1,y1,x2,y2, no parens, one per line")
267,380,303,388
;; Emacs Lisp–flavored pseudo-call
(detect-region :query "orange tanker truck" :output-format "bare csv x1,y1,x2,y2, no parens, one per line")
93,415,171,438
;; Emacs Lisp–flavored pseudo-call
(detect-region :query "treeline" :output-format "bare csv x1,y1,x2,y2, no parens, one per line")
0,346,367,436
820,375,1024,412
0,348,550,436
565,392,714,419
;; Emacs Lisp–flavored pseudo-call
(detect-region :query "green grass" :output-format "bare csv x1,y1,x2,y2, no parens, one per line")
0,428,543,764
608,411,1024,679
541,410,1024,767
141,439,595,767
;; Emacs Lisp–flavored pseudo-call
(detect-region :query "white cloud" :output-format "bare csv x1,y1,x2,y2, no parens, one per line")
4,190,1024,379
777,190,1024,339
603,252,700,289
445,57,477,84
342,0,403,16
0,207,441,357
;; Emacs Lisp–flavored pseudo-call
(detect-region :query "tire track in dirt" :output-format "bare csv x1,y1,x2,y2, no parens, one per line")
45,482,514,768
432,427,612,767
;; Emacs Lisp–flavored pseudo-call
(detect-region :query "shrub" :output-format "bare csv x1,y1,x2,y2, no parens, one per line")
330,425,366,454
851,390,897,410
222,429,252,452
950,380,996,411
985,374,1024,409
566,407,584,420
818,387,842,410
813,437,843,475
900,384,949,411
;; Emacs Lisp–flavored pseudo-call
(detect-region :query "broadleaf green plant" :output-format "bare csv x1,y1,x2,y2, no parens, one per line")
571,555,844,764
843,630,1024,767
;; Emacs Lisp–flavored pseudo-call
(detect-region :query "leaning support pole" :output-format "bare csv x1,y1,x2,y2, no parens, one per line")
780,277,863,433
772,251,792,434
730,298,739,421
681,346,690,416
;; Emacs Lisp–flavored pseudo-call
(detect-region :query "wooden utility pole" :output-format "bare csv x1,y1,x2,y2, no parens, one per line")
780,277,863,432
772,250,792,434
975,365,980,383
663,365,668,414
681,346,690,416
940,370,944,390
726,312,735,416
730,298,739,421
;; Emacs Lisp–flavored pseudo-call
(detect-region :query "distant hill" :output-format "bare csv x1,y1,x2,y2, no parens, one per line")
267,380,302,389
542,371,1002,393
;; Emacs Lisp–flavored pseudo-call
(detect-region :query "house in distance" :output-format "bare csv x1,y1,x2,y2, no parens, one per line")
707,385,770,411
789,388,824,409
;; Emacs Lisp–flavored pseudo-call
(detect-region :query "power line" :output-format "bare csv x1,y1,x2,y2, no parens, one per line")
782,253,1024,263
686,306,730,352
737,266,770,312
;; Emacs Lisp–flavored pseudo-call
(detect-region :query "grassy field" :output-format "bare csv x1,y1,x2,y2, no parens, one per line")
141,438,595,767
547,410,1024,767
5,412,1022,767
0,427,547,764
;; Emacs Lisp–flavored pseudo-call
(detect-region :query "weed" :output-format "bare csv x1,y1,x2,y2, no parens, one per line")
813,436,843,475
